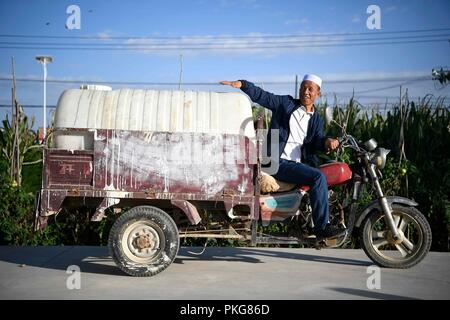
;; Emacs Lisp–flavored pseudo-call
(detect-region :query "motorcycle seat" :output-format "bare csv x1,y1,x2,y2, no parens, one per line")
259,172,297,193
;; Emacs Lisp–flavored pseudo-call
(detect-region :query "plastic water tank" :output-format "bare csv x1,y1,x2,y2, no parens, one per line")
53,87,256,150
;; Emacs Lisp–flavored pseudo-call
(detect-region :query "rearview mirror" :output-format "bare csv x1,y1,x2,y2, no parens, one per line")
325,106,334,125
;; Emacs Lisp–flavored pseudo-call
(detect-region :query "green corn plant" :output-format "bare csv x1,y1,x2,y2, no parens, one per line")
0,108,42,187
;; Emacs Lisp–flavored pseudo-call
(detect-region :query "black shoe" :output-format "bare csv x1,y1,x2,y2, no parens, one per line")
315,225,346,239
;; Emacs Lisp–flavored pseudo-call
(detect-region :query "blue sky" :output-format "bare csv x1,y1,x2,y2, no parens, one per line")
0,0,449,126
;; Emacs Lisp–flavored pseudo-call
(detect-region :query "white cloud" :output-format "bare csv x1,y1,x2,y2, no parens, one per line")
123,32,343,56
219,0,232,7
216,0,262,10
385,6,397,12
243,0,261,9
218,0,259,8
351,15,361,23
97,30,115,40
0,73,105,83
320,70,430,82
242,70,430,83
284,18,308,26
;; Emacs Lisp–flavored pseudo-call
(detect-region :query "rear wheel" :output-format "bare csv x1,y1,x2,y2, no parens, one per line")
361,205,431,268
108,206,179,277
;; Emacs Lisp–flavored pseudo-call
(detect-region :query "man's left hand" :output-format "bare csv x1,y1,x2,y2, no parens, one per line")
325,138,339,152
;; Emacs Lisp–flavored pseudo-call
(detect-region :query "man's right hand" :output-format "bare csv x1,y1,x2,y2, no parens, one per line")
219,80,242,88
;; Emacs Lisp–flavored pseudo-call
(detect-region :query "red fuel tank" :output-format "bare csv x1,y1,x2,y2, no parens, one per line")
319,162,352,186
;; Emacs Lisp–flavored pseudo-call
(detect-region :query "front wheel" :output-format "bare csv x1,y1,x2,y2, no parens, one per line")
360,204,431,268
108,206,180,277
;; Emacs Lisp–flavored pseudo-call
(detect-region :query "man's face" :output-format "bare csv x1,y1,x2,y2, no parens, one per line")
300,80,321,107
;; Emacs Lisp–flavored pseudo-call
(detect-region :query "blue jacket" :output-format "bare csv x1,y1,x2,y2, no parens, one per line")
240,80,326,167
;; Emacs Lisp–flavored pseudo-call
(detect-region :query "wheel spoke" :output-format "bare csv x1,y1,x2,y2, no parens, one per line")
373,239,389,249
402,237,415,251
398,215,412,232
394,243,408,257
373,231,387,239
394,214,401,228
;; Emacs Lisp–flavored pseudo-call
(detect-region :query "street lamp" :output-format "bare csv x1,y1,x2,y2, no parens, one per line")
35,55,53,140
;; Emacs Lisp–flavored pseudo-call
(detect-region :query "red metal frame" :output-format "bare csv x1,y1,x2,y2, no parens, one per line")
35,128,260,231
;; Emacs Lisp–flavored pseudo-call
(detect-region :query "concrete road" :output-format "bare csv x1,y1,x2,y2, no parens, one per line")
0,246,449,300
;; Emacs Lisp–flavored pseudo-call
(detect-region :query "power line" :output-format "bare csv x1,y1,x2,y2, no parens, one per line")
352,79,429,94
0,38,447,51
319,79,433,95
0,78,219,85
1,27,449,40
1,33,448,47
1,99,447,110
0,105,57,109
2,76,442,101
328,95,446,100
0,76,431,85
273,77,431,85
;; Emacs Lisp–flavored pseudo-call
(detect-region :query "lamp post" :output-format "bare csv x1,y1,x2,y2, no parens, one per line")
35,55,53,139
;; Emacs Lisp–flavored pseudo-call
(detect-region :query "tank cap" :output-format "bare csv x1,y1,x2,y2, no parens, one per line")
80,84,112,91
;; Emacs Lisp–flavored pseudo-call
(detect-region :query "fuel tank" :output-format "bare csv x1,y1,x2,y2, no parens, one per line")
319,162,352,186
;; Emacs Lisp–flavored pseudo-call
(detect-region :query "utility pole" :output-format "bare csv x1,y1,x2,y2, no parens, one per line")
35,55,53,139
294,74,298,99
398,85,408,195
178,54,183,90
398,85,406,162
11,57,20,185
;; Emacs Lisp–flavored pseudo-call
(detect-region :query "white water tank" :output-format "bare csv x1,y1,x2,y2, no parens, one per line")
53,87,256,150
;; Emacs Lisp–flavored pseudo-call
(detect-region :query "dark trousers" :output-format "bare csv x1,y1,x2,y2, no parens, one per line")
273,159,329,232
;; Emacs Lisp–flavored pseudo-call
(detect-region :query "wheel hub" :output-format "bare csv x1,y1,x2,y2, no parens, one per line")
136,235,152,249
387,229,404,245
123,222,161,260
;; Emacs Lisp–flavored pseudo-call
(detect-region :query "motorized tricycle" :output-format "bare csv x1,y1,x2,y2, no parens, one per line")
34,87,431,276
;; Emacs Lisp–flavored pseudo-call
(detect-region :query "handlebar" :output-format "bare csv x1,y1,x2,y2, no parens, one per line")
335,134,369,155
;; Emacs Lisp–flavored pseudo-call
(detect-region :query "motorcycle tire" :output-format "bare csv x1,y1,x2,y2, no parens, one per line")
360,204,432,268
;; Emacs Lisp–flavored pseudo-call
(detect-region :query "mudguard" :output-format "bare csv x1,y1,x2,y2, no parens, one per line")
355,196,418,227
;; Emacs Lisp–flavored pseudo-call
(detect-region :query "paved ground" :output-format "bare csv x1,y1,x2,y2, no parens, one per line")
0,246,449,300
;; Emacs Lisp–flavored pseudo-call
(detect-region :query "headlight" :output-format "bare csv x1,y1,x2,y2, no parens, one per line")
371,148,390,169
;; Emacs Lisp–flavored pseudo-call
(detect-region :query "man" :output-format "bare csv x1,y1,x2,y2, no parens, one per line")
220,75,345,238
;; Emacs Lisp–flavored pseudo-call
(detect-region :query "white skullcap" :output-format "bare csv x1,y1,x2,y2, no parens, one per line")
303,74,322,88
